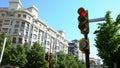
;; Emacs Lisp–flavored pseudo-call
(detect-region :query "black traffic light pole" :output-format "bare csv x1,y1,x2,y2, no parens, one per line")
84,34,90,68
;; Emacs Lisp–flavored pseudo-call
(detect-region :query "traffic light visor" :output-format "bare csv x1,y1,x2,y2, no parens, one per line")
77,8,87,16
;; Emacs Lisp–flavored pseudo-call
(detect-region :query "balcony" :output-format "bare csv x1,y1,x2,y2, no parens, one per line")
15,17,31,23
2,24,10,28
2,30,8,33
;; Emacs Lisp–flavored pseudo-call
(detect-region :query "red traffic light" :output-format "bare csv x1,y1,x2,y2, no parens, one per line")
50,52,53,57
77,7,87,16
77,7,89,34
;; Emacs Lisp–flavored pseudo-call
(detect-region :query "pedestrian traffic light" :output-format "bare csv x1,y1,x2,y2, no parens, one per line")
77,7,89,34
79,38,89,53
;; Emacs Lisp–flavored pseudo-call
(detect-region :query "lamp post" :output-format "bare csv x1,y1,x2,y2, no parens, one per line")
0,37,7,66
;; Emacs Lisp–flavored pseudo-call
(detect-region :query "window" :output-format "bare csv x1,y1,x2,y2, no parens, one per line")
0,21,3,23
34,27,38,32
23,14,26,18
2,28,8,32
15,21,19,27
19,38,22,43
17,14,21,18
3,23,9,25
2,28,8,30
1,14,4,17
21,22,25,27
14,29,18,33
4,20,10,25
5,20,10,22
12,37,16,43
0,24,2,27
9,14,13,17
16,21,19,24
14,24,19,27
0,21,2,27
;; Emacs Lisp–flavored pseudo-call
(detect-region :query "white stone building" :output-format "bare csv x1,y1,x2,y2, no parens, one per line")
0,0,68,54
90,57,101,65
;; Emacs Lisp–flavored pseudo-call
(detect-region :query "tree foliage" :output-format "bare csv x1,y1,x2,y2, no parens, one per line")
24,42,46,68
94,11,120,68
0,33,6,46
2,45,27,67
0,33,85,68
53,52,85,68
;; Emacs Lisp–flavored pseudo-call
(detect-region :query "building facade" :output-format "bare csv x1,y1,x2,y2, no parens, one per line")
68,39,85,61
0,0,68,54
90,57,101,65
90,57,103,68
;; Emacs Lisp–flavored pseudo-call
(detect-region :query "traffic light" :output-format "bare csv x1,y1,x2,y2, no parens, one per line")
77,7,89,34
45,53,49,60
79,38,89,52
49,52,53,59
50,53,52,57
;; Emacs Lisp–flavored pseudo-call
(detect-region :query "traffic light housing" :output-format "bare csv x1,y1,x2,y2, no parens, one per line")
45,53,49,60
49,52,53,58
79,38,89,53
77,7,89,34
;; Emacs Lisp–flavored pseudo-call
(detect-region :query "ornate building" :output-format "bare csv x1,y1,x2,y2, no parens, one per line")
0,0,68,54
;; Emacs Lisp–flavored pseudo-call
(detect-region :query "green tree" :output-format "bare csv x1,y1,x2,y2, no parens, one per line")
0,33,6,46
94,11,120,68
1,45,27,68
55,51,85,68
25,42,46,68
56,51,67,68
10,45,27,67
74,56,85,68
0,33,27,67
1,38,13,66
65,53,78,68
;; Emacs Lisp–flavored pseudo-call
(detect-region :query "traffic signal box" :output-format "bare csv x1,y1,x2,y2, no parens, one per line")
45,52,53,61
49,52,53,58
45,52,53,68
45,53,49,60
79,38,89,53
77,7,89,34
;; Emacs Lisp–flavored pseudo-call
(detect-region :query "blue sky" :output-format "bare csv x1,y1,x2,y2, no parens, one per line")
1,0,120,58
